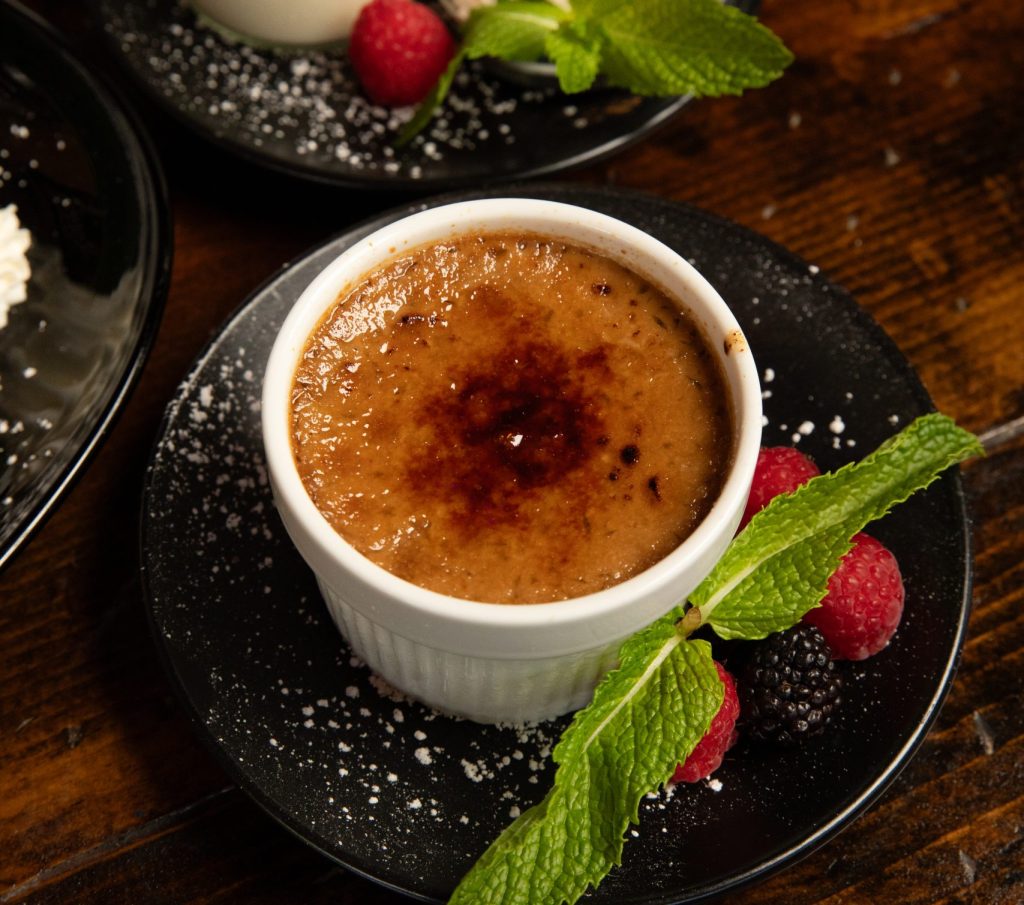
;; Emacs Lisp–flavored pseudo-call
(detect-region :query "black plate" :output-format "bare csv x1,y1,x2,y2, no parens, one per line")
0,2,170,571
141,186,971,903
98,0,753,191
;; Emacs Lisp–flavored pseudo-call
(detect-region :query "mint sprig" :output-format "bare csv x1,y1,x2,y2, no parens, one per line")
694,413,985,639
399,0,792,144
450,621,721,904
450,413,981,904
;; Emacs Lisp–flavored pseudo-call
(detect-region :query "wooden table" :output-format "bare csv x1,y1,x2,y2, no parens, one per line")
3,1,1022,902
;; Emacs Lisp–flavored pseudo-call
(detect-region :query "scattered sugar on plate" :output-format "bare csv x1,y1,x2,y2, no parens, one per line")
102,3,589,182
791,420,815,444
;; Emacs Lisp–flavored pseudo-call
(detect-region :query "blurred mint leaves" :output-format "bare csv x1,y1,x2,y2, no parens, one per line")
399,0,792,144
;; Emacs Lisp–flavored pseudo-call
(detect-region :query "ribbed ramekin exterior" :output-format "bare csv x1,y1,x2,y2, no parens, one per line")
318,578,620,724
263,199,762,726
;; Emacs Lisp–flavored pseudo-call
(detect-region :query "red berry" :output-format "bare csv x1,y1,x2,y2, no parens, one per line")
672,662,739,784
740,446,820,529
348,0,456,106
802,532,905,660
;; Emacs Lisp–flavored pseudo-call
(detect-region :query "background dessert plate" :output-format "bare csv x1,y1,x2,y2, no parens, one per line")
141,186,971,903
98,0,755,191
0,1,170,571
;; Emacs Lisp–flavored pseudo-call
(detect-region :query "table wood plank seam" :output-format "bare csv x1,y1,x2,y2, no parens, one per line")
0,786,235,904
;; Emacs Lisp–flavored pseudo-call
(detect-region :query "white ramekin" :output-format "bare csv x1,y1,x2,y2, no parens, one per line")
262,199,762,724
191,0,367,47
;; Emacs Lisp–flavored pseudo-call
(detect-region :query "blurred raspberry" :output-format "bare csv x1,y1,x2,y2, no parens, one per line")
348,0,456,106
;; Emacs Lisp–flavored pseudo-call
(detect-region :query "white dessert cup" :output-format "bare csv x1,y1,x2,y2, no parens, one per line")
262,198,762,724
191,0,367,47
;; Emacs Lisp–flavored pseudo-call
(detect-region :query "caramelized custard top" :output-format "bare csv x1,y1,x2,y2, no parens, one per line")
290,232,733,603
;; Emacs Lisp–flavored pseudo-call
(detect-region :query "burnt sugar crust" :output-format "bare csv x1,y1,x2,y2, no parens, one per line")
291,232,732,604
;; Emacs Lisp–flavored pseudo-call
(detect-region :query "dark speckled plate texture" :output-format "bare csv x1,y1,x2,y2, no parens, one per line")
141,186,971,903
0,2,170,570
98,0,756,191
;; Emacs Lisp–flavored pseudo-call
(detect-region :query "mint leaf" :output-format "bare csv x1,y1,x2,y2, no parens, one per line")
693,414,983,640
597,0,793,96
463,1,569,61
545,23,603,93
399,0,792,143
450,413,980,904
449,615,722,904
569,0,631,19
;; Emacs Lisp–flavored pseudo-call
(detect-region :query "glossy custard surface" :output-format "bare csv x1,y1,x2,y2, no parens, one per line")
290,232,732,603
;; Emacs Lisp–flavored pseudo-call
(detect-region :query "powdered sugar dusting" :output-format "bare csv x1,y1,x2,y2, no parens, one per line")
100,0,664,186
102,2,524,177
141,258,576,886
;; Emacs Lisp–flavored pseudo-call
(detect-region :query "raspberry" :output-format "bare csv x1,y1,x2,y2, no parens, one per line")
741,625,843,744
348,0,456,106
671,662,739,783
803,532,905,660
740,446,820,529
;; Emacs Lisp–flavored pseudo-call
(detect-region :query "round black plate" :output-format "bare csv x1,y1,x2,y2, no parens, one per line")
0,2,170,571
99,0,751,191
141,186,971,903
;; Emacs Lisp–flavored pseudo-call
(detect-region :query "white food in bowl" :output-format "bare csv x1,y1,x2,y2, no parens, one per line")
0,204,31,330
191,0,369,47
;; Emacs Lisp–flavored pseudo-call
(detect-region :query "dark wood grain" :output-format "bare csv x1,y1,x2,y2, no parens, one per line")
2,0,1023,902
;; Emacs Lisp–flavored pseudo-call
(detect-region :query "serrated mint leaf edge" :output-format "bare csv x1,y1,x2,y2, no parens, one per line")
450,626,722,904
463,1,569,62
596,0,793,97
695,414,982,636
705,526,853,640
555,607,686,761
545,26,603,93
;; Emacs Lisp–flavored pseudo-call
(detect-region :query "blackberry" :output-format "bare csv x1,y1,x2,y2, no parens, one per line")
740,625,843,743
